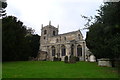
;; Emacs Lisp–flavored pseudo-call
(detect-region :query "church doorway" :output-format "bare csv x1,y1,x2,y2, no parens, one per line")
77,45,82,56
61,45,66,56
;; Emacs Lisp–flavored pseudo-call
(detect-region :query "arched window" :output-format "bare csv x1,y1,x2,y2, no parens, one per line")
71,44,74,55
60,36,61,41
64,37,66,41
56,38,59,42
77,45,82,56
61,45,66,56
44,30,47,34
53,31,55,36
52,46,55,56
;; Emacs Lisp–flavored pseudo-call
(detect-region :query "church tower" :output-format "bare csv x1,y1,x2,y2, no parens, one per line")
40,21,59,51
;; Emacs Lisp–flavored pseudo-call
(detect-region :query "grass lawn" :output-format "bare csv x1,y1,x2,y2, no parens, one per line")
2,61,119,78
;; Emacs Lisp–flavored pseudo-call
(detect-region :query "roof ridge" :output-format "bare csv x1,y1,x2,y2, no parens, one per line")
59,30,79,35
51,30,80,37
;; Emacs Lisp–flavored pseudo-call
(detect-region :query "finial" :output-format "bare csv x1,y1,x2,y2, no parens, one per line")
57,24,59,29
49,21,51,25
41,24,43,28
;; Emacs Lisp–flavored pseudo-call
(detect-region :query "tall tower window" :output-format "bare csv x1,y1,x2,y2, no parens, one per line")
53,31,55,36
44,36,46,39
52,46,55,56
44,30,47,34
78,34,80,39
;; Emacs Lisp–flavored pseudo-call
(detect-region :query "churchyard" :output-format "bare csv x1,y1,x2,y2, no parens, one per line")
2,61,118,78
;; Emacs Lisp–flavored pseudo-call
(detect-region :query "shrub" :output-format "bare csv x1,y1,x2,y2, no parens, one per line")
53,57,61,61
58,58,61,61
76,57,79,62
64,56,68,63
42,59,46,61
53,57,57,61
69,55,76,63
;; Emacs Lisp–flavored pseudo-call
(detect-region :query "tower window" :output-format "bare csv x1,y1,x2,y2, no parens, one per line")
44,30,47,34
78,34,80,39
44,36,46,39
53,31,55,36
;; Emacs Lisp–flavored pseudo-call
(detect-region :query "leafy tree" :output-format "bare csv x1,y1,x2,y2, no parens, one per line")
2,16,40,61
85,2,120,60
3,16,26,61
26,34,40,58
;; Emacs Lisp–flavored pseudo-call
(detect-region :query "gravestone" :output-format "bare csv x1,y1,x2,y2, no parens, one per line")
89,55,96,62
98,58,112,67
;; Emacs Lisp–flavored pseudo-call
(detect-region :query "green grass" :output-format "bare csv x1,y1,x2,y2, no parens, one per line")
2,61,119,78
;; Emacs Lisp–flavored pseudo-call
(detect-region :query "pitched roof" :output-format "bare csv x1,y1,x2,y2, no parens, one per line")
58,30,79,36
52,29,83,38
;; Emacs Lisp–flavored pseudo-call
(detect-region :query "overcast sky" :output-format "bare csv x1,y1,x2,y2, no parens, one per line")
6,0,104,39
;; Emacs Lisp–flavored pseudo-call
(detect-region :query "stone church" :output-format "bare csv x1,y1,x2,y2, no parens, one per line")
38,21,90,61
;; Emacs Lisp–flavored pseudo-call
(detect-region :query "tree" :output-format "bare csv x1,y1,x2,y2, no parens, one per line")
85,2,120,60
2,16,31,61
2,15,40,61
26,34,40,58
0,1,7,18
